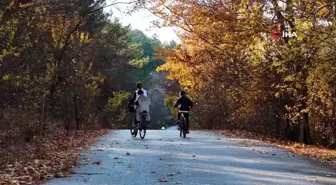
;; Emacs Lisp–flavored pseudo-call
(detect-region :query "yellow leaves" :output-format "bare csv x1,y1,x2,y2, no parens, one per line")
48,13,85,48
129,57,150,68
80,32,90,44
2,74,11,81
9,0,16,8
315,1,329,17
151,0,336,133
284,75,294,82
164,96,179,118
300,108,309,114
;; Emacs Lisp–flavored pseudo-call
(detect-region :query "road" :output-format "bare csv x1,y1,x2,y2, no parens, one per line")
44,128,336,185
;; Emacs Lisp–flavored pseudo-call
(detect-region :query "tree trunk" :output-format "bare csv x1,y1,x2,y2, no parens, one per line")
283,117,290,140
40,94,46,137
275,114,281,138
302,112,312,144
73,94,81,130
328,87,336,148
299,101,312,144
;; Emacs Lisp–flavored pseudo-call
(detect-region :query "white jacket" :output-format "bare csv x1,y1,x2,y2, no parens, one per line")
135,94,151,111
135,88,148,97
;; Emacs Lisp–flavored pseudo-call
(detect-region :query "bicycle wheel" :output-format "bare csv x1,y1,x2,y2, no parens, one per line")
179,119,183,137
139,121,146,139
182,117,187,138
129,114,137,137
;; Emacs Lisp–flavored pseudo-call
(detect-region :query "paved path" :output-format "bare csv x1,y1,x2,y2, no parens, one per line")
44,128,336,185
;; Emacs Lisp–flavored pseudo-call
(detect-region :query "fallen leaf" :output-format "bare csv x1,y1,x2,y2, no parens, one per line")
192,155,196,157
151,171,156,173
126,152,131,156
55,172,67,178
92,161,101,165
158,178,169,182
167,173,177,176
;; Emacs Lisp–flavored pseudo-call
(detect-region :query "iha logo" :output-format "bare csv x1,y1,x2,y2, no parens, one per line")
271,29,281,40
271,22,297,40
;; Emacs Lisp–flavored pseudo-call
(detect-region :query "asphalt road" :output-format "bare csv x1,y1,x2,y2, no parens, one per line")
44,128,336,185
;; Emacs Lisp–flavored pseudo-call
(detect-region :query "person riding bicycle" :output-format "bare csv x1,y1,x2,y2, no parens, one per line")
129,83,148,106
128,82,148,122
174,91,193,133
134,89,151,125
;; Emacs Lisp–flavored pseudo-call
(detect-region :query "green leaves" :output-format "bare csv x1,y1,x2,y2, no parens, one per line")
107,91,131,112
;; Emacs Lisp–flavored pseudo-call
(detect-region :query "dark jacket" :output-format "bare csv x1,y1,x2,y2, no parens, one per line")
129,88,148,105
129,91,138,105
173,95,193,111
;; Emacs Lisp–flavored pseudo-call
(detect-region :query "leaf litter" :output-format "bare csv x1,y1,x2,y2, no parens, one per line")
0,128,108,185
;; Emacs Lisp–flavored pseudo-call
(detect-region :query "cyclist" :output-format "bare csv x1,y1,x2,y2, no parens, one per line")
130,83,148,104
128,82,148,122
174,91,193,133
131,90,151,135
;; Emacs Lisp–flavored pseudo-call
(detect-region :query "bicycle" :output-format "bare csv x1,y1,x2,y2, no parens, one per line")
129,113,138,137
178,110,189,138
129,111,148,139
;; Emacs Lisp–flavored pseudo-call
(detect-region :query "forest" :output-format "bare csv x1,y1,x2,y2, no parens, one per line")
0,0,169,133
144,0,336,148
0,0,169,182
0,0,336,184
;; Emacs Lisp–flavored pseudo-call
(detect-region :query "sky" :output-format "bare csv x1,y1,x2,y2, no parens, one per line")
104,0,180,43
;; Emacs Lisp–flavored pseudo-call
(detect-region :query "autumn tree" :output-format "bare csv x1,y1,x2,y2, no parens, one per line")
143,0,336,147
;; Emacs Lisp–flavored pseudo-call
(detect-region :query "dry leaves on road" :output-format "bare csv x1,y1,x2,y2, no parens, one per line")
0,128,108,185
215,130,336,168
